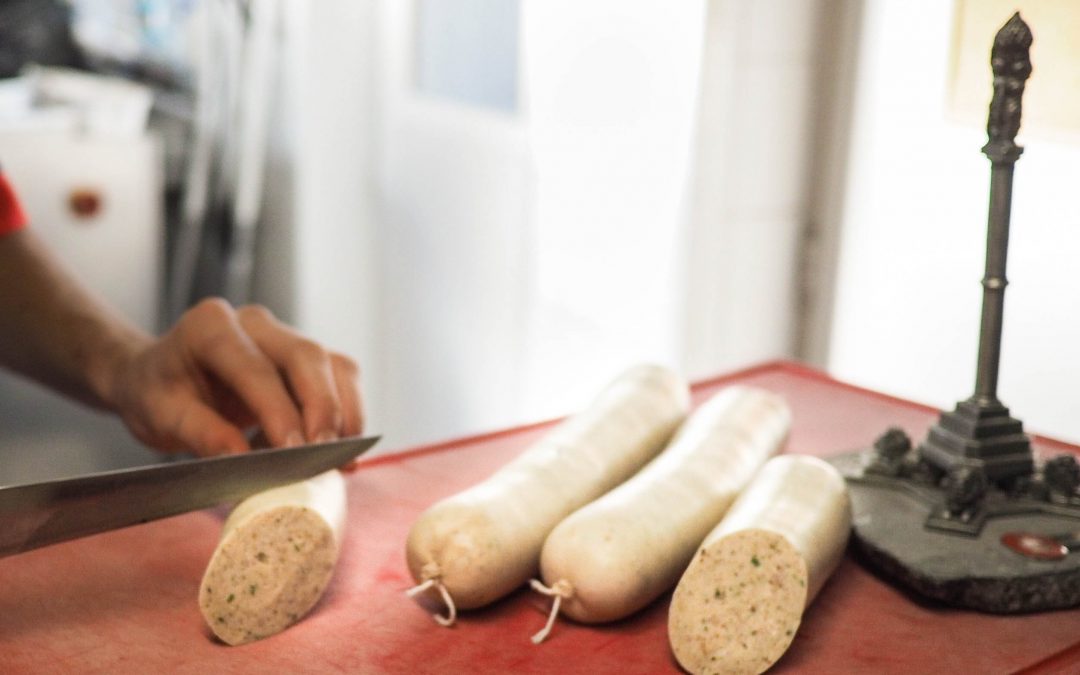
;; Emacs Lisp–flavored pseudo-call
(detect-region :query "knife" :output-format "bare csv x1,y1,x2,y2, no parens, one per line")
0,435,379,558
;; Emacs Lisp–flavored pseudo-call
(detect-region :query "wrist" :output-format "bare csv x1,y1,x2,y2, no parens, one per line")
85,322,152,412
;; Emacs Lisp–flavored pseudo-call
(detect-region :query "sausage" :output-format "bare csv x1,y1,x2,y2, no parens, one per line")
668,455,851,674
530,386,790,642
405,365,690,625
198,469,347,645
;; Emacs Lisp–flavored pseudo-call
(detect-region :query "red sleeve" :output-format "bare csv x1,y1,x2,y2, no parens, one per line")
0,171,28,235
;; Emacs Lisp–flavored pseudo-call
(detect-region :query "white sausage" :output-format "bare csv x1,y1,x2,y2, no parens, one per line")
668,455,851,675
199,470,347,645
405,365,690,624
531,386,790,641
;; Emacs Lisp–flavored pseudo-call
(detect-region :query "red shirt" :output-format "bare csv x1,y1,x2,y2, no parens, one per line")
0,171,27,235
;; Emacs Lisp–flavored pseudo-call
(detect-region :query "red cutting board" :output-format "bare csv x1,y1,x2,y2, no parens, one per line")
1,361,1078,674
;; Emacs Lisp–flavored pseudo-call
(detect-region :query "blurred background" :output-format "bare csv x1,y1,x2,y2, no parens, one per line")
1,0,1078,484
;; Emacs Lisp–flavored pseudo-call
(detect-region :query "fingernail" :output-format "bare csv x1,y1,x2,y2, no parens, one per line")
315,430,339,444
285,431,305,448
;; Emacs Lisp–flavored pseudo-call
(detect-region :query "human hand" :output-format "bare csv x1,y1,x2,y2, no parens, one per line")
104,298,363,456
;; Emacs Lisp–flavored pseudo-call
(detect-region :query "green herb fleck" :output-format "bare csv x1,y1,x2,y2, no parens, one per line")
226,594,235,603
249,584,258,595
751,555,761,567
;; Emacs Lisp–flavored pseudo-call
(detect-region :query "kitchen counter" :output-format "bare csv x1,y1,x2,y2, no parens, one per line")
2,361,1077,673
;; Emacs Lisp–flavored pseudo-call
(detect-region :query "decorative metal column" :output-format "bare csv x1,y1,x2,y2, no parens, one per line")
829,13,1080,614
918,12,1034,484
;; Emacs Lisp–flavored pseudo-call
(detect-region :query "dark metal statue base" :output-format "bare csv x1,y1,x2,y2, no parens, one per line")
824,11,1080,616
830,450,1080,614
920,398,1033,482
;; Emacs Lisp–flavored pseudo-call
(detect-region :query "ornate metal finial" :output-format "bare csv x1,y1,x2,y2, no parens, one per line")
984,13,1033,162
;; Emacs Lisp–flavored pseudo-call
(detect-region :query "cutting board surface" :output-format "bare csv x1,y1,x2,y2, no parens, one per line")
1,362,1077,674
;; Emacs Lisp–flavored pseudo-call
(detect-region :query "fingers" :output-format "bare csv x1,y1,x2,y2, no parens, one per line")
331,352,364,437
236,304,360,443
124,392,251,457
180,299,305,448
330,353,365,472
171,299,363,451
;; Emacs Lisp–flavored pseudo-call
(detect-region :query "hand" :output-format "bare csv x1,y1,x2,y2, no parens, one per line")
106,298,363,456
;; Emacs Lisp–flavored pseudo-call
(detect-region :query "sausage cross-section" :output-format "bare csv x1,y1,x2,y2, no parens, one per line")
668,455,851,675
199,469,347,646
531,386,790,641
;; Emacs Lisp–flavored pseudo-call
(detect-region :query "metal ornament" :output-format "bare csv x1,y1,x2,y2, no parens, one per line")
829,13,1080,613
919,11,1034,493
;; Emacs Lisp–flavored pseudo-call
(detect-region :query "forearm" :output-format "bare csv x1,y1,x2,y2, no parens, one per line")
0,230,363,457
0,230,152,410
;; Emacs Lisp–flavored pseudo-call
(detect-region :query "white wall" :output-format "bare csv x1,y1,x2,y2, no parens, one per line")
682,0,830,378
254,0,386,442
828,0,1080,443
374,1,534,449
278,0,831,452
519,0,706,418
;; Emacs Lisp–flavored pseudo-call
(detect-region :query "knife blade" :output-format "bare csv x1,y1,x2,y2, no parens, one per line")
0,435,379,558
